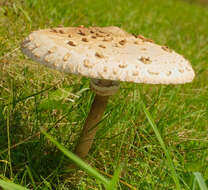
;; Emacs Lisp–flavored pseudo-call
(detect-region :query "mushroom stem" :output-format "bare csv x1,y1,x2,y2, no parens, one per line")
75,94,109,159
74,79,119,160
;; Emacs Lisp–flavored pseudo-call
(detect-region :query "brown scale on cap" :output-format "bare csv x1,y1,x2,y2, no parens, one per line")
186,67,192,72
98,44,106,48
50,28,58,33
96,33,105,37
162,46,172,53
83,59,94,68
89,27,97,33
137,35,154,43
119,39,127,45
78,29,86,36
134,41,140,45
26,43,36,50
103,66,108,72
44,56,51,63
166,71,172,76
63,53,71,61
82,37,89,42
48,47,57,53
98,30,105,33
137,35,146,40
59,29,65,34
95,52,104,58
33,51,41,58
68,34,72,38
35,42,40,48
91,35,97,39
68,41,76,46
118,63,127,68
53,60,59,67
145,38,154,43
178,69,184,73
114,43,119,47
103,37,113,42
113,68,118,75
139,56,152,64
132,71,139,76
148,70,159,75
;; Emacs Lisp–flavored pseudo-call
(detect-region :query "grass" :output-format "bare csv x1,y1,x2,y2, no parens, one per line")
0,0,208,189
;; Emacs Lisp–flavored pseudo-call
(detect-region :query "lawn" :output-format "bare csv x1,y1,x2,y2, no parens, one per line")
0,0,208,189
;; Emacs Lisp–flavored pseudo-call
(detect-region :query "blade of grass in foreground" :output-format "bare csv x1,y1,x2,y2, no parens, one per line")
0,179,29,190
138,89,181,190
41,130,110,187
106,167,121,190
193,172,208,190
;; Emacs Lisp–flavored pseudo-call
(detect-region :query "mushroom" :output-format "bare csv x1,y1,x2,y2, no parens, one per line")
21,26,195,160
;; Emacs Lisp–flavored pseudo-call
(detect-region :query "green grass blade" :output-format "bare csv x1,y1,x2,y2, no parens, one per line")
193,172,208,190
192,178,197,190
25,165,36,189
106,167,121,190
139,89,181,190
41,130,109,186
0,179,29,190
18,6,32,24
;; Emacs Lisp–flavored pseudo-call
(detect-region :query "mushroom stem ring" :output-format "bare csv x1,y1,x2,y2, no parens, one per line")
90,79,120,96
74,79,119,159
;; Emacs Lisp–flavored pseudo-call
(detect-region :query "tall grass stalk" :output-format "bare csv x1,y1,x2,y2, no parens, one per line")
194,172,208,190
41,130,110,187
139,88,181,189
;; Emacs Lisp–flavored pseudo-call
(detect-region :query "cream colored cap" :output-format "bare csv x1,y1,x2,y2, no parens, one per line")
21,26,195,84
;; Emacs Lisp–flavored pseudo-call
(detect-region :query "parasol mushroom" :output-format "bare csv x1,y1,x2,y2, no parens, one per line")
21,26,195,160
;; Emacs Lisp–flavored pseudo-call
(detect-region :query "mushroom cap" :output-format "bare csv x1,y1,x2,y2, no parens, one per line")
21,26,195,84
